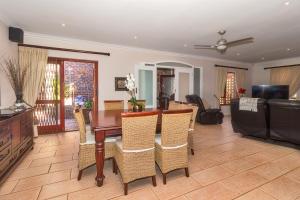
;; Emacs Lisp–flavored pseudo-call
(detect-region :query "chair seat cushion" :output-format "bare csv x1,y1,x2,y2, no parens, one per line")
155,135,187,150
116,138,154,153
83,130,120,145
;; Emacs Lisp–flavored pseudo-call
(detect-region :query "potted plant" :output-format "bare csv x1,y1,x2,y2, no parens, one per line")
82,99,92,124
125,73,143,112
238,88,246,97
0,58,28,109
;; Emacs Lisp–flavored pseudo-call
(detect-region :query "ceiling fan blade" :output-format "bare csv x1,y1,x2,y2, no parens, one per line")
193,44,215,48
193,44,215,49
226,37,254,47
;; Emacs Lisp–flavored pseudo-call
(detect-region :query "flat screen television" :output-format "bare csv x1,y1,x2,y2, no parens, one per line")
252,85,289,99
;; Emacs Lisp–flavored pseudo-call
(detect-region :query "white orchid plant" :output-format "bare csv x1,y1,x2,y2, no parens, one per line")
125,73,138,106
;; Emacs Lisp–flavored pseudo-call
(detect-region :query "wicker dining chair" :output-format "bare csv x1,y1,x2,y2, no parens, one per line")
104,100,124,110
168,102,199,155
114,111,158,195
127,100,146,110
155,109,192,184
74,108,118,180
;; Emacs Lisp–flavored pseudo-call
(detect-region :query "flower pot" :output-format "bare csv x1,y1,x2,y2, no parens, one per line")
132,104,143,112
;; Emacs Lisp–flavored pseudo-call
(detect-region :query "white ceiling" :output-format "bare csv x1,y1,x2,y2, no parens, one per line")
0,0,299,63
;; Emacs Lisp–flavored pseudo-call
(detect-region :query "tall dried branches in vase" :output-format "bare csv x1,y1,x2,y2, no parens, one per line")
0,58,28,106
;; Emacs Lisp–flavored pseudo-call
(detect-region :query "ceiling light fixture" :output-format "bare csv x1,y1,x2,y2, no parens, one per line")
284,1,290,6
236,53,240,56
133,36,138,40
184,44,188,47
287,48,291,51
61,23,66,27
261,57,265,60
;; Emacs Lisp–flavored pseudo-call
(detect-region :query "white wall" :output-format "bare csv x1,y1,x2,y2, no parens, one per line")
17,32,252,110
0,20,18,107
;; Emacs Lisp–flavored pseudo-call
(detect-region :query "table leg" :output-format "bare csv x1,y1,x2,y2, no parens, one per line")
95,130,105,187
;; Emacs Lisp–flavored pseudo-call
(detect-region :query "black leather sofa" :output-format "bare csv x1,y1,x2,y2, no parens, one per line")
268,99,300,145
231,98,300,145
186,95,224,124
231,98,269,139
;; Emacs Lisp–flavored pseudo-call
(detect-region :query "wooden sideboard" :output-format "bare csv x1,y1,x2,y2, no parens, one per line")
0,109,34,184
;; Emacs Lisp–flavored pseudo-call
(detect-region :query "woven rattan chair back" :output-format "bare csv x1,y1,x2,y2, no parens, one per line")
74,108,87,143
127,100,146,110
189,105,198,130
104,100,124,110
121,111,158,150
161,109,192,147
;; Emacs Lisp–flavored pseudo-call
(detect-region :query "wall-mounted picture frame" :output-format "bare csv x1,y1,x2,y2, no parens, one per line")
115,77,128,91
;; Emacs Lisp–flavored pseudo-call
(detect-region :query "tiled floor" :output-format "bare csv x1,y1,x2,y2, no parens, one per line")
1,117,300,200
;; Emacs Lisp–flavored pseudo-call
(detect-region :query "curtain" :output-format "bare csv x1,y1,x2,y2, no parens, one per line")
215,67,228,98
270,66,300,97
19,47,48,106
233,68,246,90
215,67,248,99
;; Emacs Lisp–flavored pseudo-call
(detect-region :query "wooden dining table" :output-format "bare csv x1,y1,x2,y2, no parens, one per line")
91,108,162,187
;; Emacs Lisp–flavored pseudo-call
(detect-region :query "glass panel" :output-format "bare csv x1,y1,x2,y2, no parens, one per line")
178,72,190,102
138,70,153,107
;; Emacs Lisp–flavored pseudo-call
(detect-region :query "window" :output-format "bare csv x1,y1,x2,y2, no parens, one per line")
220,72,237,105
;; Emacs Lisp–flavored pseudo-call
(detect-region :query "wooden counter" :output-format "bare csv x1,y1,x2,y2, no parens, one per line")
0,109,34,184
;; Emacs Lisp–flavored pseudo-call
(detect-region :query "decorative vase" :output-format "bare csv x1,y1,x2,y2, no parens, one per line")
132,104,143,112
15,91,25,110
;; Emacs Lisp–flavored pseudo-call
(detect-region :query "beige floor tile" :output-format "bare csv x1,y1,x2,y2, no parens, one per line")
111,188,158,200
47,195,68,200
235,189,277,200
13,170,70,192
152,176,200,200
0,180,18,195
192,166,233,186
221,171,268,194
26,152,56,160
38,178,95,199
7,165,50,181
285,167,300,183
185,182,239,200
261,176,300,200
172,196,189,200
0,188,41,200
30,155,74,167
49,160,78,172
68,184,123,200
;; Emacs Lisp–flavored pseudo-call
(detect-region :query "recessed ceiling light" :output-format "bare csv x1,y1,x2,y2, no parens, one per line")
261,57,265,60
133,36,138,39
236,53,240,56
287,48,291,51
184,44,188,47
284,1,290,6
61,23,66,27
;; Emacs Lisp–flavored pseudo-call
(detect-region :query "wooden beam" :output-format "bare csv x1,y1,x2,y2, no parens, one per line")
264,64,300,70
214,64,248,71
18,44,110,56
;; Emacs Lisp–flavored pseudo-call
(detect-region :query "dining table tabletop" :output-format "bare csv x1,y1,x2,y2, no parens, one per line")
91,108,162,187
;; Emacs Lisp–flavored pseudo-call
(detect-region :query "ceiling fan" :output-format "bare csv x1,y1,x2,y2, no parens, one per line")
193,30,254,54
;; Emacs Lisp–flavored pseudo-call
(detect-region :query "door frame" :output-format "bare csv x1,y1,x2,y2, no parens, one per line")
37,57,98,134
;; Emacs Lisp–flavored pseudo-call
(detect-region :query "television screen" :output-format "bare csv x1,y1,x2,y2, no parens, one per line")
252,85,289,99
